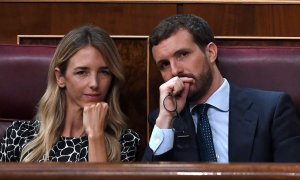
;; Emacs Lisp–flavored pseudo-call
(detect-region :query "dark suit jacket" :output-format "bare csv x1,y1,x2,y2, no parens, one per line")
143,84,300,162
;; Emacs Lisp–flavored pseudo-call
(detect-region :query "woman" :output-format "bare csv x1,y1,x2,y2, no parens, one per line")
0,25,140,162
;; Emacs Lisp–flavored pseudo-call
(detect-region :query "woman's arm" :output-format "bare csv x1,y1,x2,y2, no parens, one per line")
83,103,108,162
120,129,140,162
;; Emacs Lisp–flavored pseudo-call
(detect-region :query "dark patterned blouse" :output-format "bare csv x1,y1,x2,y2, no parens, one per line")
0,120,140,162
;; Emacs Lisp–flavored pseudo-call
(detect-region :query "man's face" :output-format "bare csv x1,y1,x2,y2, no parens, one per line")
152,29,213,101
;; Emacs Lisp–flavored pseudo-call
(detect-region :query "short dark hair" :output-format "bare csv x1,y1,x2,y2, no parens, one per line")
150,14,215,52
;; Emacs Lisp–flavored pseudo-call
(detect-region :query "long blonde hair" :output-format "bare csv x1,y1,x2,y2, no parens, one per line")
20,25,127,162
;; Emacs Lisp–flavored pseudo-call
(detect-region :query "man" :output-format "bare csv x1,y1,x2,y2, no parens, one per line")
143,14,300,162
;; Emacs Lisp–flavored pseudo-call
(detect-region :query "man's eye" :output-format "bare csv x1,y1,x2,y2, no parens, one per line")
178,52,188,59
159,62,170,70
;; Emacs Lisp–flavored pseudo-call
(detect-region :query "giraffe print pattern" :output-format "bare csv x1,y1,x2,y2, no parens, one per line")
0,120,140,162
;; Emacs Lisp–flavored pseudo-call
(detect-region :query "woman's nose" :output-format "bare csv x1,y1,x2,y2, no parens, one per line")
89,74,99,89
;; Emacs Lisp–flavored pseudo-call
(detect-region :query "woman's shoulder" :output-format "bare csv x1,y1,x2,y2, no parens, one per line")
6,120,39,136
0,120,39,162
120,129,140,148
120,129,140,143
120,129,140,162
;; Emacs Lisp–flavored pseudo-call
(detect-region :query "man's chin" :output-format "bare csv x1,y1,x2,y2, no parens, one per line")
187,89,197,101
187,87,205,103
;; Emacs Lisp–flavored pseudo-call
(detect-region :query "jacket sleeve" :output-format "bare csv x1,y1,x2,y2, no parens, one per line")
272,93,300,162
142,109,174,161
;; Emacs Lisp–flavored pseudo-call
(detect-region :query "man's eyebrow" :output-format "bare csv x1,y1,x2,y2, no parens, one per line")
174,49,189,57
156,59,168,65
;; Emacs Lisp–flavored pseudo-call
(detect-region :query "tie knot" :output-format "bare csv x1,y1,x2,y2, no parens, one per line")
193,103,210,115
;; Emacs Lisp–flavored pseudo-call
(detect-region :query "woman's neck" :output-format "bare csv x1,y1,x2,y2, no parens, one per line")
61,105,85,137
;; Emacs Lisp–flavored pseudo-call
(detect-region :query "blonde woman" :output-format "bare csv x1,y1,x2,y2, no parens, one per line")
0,25,140,162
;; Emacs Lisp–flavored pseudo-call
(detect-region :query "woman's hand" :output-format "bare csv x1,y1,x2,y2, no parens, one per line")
83,102,108,138
83,102,108,162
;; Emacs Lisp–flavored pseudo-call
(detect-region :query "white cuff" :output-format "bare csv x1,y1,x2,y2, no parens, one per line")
149,125,174,155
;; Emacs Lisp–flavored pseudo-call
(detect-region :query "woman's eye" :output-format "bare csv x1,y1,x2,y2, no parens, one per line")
99,70,111,77
75,71,87,76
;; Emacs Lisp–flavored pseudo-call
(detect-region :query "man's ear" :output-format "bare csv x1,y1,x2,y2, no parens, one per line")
54,67,66,88
206,42,218,63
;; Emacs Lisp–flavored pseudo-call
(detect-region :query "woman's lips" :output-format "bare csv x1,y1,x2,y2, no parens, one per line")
84,94,101,101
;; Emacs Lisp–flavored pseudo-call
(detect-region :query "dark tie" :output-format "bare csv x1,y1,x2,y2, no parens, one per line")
195,104,217,162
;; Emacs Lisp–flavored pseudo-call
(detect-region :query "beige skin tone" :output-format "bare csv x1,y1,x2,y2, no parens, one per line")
55,45,112,162
152,29,224,129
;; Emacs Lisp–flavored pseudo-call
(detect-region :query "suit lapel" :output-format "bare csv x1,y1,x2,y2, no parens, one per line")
228,84,258,162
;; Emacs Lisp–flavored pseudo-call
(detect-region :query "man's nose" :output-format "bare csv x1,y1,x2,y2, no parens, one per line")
171,60,183,76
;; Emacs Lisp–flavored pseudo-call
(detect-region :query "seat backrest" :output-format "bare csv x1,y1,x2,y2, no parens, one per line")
0,44,56,137
218,46,300,115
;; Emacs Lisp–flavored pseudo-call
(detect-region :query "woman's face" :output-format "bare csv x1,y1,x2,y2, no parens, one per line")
55,45,112,109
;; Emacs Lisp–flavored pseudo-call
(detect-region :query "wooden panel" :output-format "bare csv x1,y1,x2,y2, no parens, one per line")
148,56,163,115
2,2,300,43
0,163,300,179
183,4,300,37
2,0,300,3
17,35,64,45
0,3,176,44
114,37,148,160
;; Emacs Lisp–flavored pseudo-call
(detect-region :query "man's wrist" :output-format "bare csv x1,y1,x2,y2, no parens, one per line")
156,114,173,129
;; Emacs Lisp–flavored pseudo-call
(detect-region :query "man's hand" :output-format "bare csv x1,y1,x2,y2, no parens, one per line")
156,76,194,129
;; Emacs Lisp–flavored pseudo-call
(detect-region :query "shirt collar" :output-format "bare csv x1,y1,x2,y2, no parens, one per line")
190,78,230,112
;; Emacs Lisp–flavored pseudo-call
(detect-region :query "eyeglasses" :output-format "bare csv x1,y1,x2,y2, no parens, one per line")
163,92,190,138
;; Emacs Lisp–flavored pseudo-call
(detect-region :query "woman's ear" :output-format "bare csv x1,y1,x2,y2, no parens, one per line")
54,67,66,88
206,42,218,63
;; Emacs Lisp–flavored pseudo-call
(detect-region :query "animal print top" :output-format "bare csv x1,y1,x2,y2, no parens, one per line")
0,120,140,162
